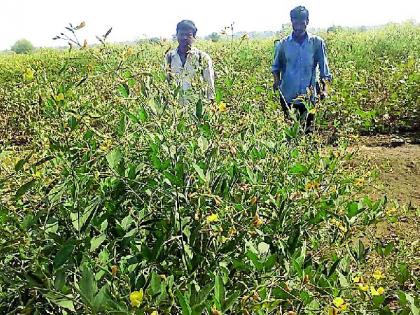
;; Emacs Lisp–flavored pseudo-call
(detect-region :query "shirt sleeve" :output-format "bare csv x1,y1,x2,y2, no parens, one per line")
202,53,215,100
316,39,332,81
272,41,284,74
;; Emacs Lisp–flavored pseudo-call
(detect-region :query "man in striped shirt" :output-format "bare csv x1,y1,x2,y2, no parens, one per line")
165,20,215,103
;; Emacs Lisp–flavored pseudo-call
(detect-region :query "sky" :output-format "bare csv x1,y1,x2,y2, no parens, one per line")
1,0,419,50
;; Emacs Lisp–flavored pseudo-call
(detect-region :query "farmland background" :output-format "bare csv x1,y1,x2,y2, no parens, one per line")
0,22,419,314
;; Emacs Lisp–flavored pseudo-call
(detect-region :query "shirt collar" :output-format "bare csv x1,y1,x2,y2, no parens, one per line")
287,32,314,43
175,46,199,56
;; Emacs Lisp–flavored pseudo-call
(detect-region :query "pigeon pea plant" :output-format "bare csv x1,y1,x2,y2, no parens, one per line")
0,23,419,314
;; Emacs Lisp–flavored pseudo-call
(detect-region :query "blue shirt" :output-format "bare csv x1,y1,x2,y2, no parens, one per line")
272,32,332,103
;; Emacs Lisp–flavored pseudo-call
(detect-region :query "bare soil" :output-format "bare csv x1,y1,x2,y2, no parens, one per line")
352,134,420,208
350,134,420,277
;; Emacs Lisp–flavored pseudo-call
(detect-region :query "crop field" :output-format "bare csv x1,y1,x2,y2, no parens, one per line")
0,23,419,314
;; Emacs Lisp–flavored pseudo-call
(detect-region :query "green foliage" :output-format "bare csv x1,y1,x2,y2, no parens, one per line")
0,23,419,314
11,38,35,54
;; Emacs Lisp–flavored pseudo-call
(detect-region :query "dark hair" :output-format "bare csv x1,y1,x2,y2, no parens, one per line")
176,20,198,35
290,6,309,20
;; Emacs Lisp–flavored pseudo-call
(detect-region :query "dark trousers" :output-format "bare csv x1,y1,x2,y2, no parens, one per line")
288,102,314,131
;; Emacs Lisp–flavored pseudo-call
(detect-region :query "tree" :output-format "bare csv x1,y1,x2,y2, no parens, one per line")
206,32,221,42
11,39,34,54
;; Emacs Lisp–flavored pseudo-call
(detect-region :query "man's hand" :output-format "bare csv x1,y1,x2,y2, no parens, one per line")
319,79,329,100
272,72,280,92
273,80,279,92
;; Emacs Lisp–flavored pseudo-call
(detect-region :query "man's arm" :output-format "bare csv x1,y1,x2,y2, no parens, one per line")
272,72,280,92
272,42,290,116
164,50,173,82
271,42,284,91
316,39,332,99
202,53,215,101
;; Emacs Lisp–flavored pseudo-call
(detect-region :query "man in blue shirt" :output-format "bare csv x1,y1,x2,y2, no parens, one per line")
272,6,332,131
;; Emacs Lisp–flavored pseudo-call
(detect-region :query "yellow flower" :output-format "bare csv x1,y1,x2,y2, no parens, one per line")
373,269,385,280
386,207,397,216
206,213,219,223
252,213,264,227
352,276,360,283
370,286,385,296
129,289,143,307
54,93,65,102
150,311,158,315
305,181,319,191
358,283,369,292
126,47,134,57
33,170,42,179
228,226,237,236
354,178,365,187
333,297,345,308
218,102,227,112
23,68,34,81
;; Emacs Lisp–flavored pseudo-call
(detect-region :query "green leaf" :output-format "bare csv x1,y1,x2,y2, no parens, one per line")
106,148,122,170
195,99,203,119
347,202,360,218
14,179,36,200
45,293,76,312
246,250,264,271
68,116,78,130
21,214,34,230
118,83,129,97
372,295,385,307
150,272,161,295
396,263,410,284
176,290,192,315
193,163,207,182
406,293,419,315
92,284,111,311
214,275,225,310
90,234,106,252
264,254,277,271
54,270,66,291
398,291,408,306
191,284,212,313
328,258,342,277
117,114,126,137
384,242,394,256
138,106,148,122
14,154,32,172
79,264,98,304
55,299,76,312
289,163,307,175
70,206,94,231
120,214,134,231
197,136,209,152
53,243,75,269
223,291,240,312
148,97,162,115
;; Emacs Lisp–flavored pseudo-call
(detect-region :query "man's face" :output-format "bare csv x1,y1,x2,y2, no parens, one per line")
177,28,195,49
291,18,309,37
